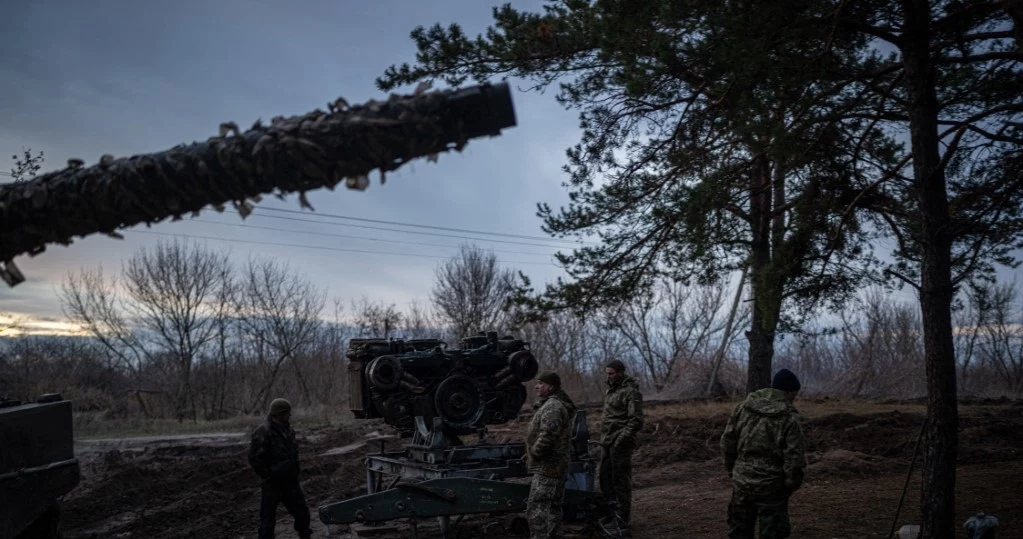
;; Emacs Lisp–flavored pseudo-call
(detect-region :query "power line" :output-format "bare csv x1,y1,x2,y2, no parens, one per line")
253,205,592,246
217,210,579,250
129,230,563,267
187,218,558,257
0,169,593,247
0,169,593,249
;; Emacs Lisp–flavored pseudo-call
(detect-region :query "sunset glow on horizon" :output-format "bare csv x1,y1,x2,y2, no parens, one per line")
0,313,88,337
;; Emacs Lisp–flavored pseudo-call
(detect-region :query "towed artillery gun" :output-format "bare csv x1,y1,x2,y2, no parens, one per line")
0,83,517,539
0,82,516,286
317,332,623,538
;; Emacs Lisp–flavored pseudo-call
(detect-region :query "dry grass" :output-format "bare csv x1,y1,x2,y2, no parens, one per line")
73,404,354,440
794,398,927,418
644,400,737,420
643,398,931,421
642,397,1019,423
72,397,1012,440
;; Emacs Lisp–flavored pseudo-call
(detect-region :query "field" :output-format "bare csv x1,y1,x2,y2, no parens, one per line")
61,398,1023,539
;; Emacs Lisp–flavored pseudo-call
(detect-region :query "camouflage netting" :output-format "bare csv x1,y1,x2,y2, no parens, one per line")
0,82,516,286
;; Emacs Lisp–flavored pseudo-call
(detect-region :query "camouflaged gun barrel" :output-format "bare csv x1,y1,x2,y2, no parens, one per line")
0,82,516,286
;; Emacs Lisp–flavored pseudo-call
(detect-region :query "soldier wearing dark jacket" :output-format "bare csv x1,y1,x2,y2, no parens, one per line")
599,359,643,528
248,398,312,539
720,369,806,539
525,371,576,539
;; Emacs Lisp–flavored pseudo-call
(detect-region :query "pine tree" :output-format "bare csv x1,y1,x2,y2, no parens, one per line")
381,3,1023,536
835,2,1023,536
379,0,898,392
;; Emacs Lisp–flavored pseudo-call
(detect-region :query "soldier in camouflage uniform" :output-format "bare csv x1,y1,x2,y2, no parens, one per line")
720,369,806,539
248,398,313,539
525,371,577,539
599,359,643,528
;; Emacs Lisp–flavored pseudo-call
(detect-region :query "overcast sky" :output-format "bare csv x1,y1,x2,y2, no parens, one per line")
0,0,586,327
3,0,1019,335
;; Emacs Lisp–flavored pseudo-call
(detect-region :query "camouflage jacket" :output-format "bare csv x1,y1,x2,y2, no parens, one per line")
248,418,301,484
600,375,644,447
720,388,806,496
525,388,576,478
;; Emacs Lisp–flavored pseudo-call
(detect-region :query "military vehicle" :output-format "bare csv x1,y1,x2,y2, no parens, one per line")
0,82,518,538
317,332,625,539
347,332,539,440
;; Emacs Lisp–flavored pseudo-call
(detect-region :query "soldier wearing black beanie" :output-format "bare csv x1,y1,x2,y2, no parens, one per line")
720,370,806,538
771,368,801,393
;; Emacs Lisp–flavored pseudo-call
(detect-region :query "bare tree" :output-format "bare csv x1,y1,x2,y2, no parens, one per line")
193,304,245,419
584,312,634,398
515,311,598,400
518,311,588,374
707,266,750,397
974,281,1023,394
431,244,515,339
774,326,842,396
9,148,43,182
955,285,990,393
401,299,441,339
61,268,150,377
61,240,233,421
236,257,325,412
350,296,403,338
0,334,119,407
604,279,732,392
303,298,357,406
804,288,925,398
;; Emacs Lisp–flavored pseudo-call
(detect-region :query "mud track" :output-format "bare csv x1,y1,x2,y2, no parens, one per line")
62,400,1023,538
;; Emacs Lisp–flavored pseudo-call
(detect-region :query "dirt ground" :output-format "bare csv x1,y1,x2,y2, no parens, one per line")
60,398,1023,539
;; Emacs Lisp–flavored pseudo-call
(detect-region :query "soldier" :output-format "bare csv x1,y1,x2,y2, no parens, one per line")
248,398,313,539
599,359,643,529
720,369,806,539
525,371,577,539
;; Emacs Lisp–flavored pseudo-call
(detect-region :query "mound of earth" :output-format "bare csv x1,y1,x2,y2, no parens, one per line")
807,448,895,478
60,401,1023,539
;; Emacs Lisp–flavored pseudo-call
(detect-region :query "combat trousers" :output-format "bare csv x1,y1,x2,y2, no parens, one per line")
526,474,566,539
598,440,634,523
726,488,791,539
259,479,312,539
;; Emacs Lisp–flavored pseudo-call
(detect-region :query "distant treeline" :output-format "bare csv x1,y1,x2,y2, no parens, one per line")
1,242,1021,421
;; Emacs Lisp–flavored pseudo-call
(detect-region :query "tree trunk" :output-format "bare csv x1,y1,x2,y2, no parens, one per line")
901,2,959,537
248,354,290,414
745,317,777,393
707,263,748,397
216,331,229,419
290,356,313,406
746,153,779,393
176,355,195,423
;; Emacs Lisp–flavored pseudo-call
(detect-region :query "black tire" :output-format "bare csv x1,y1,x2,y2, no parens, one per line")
433,374,485,431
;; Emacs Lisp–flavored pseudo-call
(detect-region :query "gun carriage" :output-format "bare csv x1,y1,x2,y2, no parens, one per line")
317,332,623,538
